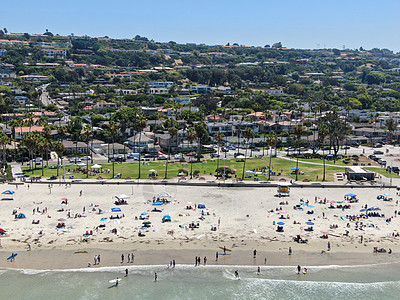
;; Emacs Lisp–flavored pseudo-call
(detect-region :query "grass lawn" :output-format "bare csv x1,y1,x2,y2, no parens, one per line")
22,157,344,181
365,167,400,179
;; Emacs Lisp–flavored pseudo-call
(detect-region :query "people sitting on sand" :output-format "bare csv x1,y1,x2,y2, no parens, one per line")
115,199,128,205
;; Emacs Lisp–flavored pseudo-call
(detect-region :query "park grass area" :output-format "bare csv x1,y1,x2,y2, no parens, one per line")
296,157,361,167
21,157,344,181
365,167,400,179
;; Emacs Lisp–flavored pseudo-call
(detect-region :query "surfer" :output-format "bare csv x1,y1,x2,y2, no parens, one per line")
297,265,301,274
235,270,239,279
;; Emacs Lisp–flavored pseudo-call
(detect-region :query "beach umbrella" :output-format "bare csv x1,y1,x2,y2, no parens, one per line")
0,228,6,234
277,221,285,225
116,194,129,200
61,198,68,200
291,167,299,170
163,215,171,221
2,190,15,195
306,222,314,225
111,207,121,212
141,212,148,216
149,169,157,173
384,193,390,196
153,201,163,205
77,163,86,167
91,164,102,169
58,218,66,221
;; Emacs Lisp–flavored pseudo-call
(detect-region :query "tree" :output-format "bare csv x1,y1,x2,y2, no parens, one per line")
293,125,306,181
214,132,225,175
266,132,277,181
241,128,254,180
272,42,282,48
107,121,119,178
20,132,38,173
53,141,64,177
165,127,178,179
318,124,329,181
0,132,10,167
83,125,93,177
386,118,397,143
37,137,50,176
186,128,197,179
136,116,147,179
194,122,209,162
318,112,351,156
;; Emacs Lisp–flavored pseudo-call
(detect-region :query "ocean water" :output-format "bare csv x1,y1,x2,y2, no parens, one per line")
1,262,399,300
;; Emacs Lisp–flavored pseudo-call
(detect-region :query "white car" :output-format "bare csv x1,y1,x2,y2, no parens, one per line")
81,156,91,161
174,153,184,159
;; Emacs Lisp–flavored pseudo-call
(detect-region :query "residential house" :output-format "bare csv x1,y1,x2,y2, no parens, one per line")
206,122,234,136
99,143,128,156
41,48,67,59
141,107,159,117
14,126,44,139
126,133,155,152
0,49,6,57
265,89,284,96
353,127,387,143
20,75,49,82
190,85,212,94
149,87,169,94
149,81,174,88
62,140,90,155
246,112,266,121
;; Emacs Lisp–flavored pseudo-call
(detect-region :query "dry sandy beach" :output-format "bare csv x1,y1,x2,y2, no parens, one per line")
0,183,400,270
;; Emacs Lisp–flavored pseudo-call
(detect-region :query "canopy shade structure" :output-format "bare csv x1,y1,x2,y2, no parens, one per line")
116,194,129,200
91,164,102,169
149,169,157,173
157,192,171,198
77,163,86,167
2,190,15,195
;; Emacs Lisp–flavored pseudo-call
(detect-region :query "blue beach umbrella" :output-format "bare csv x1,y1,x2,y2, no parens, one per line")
345,193,356,197
306,222,314,225
277,221,285,225
291,167,299,170
111,207,121,212
141,212,148,216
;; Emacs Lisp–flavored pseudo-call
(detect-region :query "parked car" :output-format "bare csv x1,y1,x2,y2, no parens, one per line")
234,152,245,158
69,157,81,163
342,146,350,150
81,156,91,161
374,143,383,148
127,153,140,159
186,152,197,156
194,154,204,159
221,148,229,152
210,153,220,158
157,155,167,160
174,153,184,159
144,154,156,158
226,145,236,150
373,150,384,155
387,166,400,174
16,157,29,163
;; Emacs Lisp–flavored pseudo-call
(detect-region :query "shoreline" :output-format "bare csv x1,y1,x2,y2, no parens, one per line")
1,245,398,271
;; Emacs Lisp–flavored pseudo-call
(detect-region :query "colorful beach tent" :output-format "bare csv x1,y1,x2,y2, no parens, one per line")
163,215,171,221
345,193,356,197
198,204,206,209
16,213,26,219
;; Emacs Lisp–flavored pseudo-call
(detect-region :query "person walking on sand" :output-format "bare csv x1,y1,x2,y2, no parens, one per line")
327,241,331,251
127,253,131,263
131,253,134,262
80,190,82,197
173,259,175,268
253,249,257,258
116,277,119,286
224,246,226,254
216,252,219,261
289,247,292,255
204,257,207,265
97,255,100,264
121,254,124,263
94,255,97,265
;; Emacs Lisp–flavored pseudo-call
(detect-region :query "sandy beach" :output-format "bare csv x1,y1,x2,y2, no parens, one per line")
0,183,399,270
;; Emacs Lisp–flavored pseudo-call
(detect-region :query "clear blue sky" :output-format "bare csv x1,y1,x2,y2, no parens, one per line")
2,0,400,51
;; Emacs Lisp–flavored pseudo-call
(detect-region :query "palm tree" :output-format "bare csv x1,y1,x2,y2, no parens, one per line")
293,125,306,181
241,128,254,180
83,125,93,178
136,116,147,179
107,121,118,178
186,128,196,179
53,141,64,177
386,118,397,144
266,132,277,181
37,137,50,176
21,132,38,173
214,132,225,174
318,124,329,182
165,127,178,179
0,132,10,167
